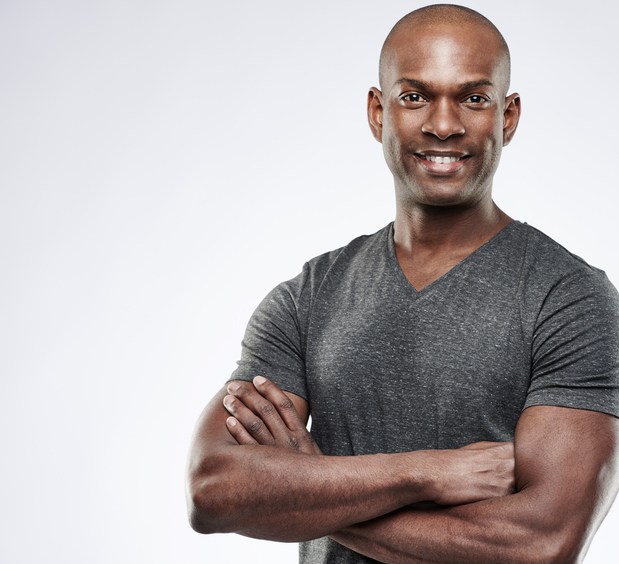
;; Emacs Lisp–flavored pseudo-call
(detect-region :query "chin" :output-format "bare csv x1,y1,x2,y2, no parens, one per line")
401,179,488,209
412,189,477,208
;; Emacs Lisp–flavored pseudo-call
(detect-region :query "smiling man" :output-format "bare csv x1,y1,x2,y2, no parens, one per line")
186,5,619,562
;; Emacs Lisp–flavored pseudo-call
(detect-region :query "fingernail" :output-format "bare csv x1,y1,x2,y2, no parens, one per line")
227,382,240,393
254,376,267,386
223,395,234,409
226,417,237,427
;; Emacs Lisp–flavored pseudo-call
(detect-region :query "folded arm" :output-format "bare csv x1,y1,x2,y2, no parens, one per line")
332,405,619,562
222,379,619,562
185,377,514,542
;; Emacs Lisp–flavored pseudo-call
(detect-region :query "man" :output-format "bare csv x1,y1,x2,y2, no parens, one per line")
186,4,619,562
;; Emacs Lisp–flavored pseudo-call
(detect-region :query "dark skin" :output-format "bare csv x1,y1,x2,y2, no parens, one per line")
188,379,515,542
187,7,619,562
224,379,619,562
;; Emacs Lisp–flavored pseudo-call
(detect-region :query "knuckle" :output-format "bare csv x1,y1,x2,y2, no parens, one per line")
247,417,264,435
258,402,275,417
232,381,251,397
277,397,294,411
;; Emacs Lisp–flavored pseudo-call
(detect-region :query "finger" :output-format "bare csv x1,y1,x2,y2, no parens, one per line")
460,441,512,451
226,416,258,446
253,376,306,431
227,380,291,440
223,392,276,445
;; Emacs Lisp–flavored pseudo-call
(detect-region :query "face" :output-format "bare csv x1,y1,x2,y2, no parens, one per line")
369,21,520,209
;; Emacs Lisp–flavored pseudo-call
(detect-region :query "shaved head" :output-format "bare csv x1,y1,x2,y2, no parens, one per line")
368,3,521,210
379,4,511,94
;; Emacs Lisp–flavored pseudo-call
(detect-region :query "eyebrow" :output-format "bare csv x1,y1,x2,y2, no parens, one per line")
394,78,495,90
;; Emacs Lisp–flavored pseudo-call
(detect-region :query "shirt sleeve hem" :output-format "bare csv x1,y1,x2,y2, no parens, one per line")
524,389,619,419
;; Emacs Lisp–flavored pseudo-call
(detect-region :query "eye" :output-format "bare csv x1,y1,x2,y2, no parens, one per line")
400,92,427,106
463,94,489,105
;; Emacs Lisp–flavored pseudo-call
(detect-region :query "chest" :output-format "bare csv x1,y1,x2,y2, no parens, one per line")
304,280,531,452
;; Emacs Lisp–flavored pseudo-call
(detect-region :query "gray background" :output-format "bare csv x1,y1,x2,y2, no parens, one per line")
1,0,617,562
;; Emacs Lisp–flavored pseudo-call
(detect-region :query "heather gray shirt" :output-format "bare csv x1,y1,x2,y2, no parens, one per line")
231,221,619,563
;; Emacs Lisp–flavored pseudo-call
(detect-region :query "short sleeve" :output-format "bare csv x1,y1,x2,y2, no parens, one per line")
229,266,311,401
525,269,619,417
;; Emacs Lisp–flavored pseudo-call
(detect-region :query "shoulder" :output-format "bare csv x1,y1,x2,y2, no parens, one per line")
516,224,619,417
262,223,392,311
304,223,391,274
287,223,392,293
514,222,602,273
511,222,618,301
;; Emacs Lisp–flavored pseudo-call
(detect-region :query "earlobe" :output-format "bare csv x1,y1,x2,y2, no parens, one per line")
367,87,384,143
502,93,521,146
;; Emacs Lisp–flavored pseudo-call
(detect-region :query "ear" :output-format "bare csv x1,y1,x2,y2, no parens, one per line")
502,92,521,146
367,87,384,143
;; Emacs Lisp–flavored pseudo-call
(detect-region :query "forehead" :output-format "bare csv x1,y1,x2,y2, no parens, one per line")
383,22,508,91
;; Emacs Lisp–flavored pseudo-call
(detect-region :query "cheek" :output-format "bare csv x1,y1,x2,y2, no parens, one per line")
382,119,414,159
475,119,503,157
476,132,504,180
383,126,413,164
382,134,402,175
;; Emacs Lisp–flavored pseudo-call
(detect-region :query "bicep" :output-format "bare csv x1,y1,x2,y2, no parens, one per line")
187,387,236,482
514,405,619,551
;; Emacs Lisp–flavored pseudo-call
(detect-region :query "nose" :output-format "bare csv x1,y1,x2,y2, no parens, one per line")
421,99,465,140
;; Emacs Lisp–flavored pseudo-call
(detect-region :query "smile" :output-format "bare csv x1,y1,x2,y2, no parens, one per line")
423,155,464,164
414,153,469,175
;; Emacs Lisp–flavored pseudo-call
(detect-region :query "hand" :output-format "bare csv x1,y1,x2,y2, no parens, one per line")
429,441,515,505
224,377,322,455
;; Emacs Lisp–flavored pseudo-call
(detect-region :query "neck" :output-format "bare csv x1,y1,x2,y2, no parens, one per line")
394,197,512,255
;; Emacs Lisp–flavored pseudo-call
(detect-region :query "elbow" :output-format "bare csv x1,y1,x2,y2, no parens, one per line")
187,480,217,535
186,451,240,535
187,474,234,535
186,477,211,534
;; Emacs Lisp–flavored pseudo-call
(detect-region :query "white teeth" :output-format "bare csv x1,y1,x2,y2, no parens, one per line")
425,155,461,164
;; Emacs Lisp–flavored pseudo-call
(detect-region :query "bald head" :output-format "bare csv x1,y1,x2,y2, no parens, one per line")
379,4,511,94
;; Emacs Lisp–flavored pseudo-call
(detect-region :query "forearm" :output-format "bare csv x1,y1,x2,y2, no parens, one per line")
331,406,619,563
187,389,437,542
189,444,434,541
331,492,570,564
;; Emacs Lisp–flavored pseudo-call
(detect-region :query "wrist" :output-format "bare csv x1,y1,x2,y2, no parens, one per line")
394,450,439,504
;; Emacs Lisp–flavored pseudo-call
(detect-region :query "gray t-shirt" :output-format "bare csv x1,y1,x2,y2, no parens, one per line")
231,221,619,563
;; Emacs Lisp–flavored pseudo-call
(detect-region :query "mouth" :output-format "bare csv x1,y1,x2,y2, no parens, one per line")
415,152,469,174
422,155,465,164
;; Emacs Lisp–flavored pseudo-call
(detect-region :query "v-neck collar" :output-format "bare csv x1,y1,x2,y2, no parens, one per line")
386,220,521,298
